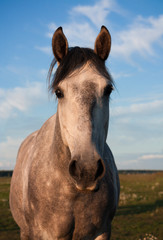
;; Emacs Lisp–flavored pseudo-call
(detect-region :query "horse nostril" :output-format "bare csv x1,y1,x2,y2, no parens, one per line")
69,158,105,191
69,160,81,181
95,159,105,180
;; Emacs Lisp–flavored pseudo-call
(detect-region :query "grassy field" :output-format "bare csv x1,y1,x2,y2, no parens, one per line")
0,172,163,240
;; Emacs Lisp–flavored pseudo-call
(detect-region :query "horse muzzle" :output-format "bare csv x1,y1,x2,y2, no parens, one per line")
69,156,105,192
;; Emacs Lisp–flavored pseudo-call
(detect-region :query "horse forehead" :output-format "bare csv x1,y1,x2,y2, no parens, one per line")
61,66,108,93
77,66,107,88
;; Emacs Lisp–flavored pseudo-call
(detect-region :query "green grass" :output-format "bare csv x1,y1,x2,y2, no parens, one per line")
0,173,163,240
112,172,163,240
0,178,20,240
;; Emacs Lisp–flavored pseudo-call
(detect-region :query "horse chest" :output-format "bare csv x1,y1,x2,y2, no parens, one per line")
27,172,112,239
27,176,74,238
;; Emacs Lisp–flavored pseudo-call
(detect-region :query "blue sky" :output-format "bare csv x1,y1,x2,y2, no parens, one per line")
0,0,163,170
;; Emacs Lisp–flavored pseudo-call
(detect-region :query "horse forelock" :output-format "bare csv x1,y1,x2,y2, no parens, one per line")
48,47,113,93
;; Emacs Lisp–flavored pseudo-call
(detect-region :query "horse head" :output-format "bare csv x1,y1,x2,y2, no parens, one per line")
49,26,113,192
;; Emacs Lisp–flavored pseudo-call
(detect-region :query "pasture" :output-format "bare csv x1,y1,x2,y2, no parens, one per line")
0,172,162,240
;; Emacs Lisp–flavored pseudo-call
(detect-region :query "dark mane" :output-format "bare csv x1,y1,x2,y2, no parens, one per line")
48,47,113,93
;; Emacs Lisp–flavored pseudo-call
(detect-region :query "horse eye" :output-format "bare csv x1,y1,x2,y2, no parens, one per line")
55,88,64,99
104,85,114,97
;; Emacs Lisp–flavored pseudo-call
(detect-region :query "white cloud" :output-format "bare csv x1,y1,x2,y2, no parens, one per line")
0,136,23,169
65,22,96,47
37,1,163,63
108,90,163,166
0,137,22,160
6,65,23,75
139,154,163,160
35,46,52,55
46,21,97,48
71,0,118,27
39,23,96,55
112,15,163,59
111,71,132,80
115,152,163,170
48,22,58,32
0,82,46,119
38,69,49,79
111,99,163,117
40,0,124,53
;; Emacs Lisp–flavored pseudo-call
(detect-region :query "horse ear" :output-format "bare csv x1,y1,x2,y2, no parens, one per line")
52,27,68,63
94,26,111,61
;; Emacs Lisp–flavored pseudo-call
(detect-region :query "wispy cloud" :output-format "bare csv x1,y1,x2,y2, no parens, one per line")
35,46,52,55
38,23,96,55
111,99,163,117
38,69,49,79
0,136,23,169
139,154,163,160
36,1,163,64
111,71,132,80
46,22,97,48
112,15,163,59
71,0,121,27
39,0,124,53
115,152,163,170
108,89,163,168
0,82,45,119
0,137,22,160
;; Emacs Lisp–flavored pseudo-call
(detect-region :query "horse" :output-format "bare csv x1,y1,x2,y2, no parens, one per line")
10,26,120,240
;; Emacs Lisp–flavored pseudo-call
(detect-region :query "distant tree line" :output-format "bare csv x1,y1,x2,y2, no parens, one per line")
118,170,162,174
0,170,13,177
0,170,162,177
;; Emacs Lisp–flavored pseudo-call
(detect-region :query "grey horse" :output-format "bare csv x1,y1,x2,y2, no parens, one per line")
10,26,120,240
